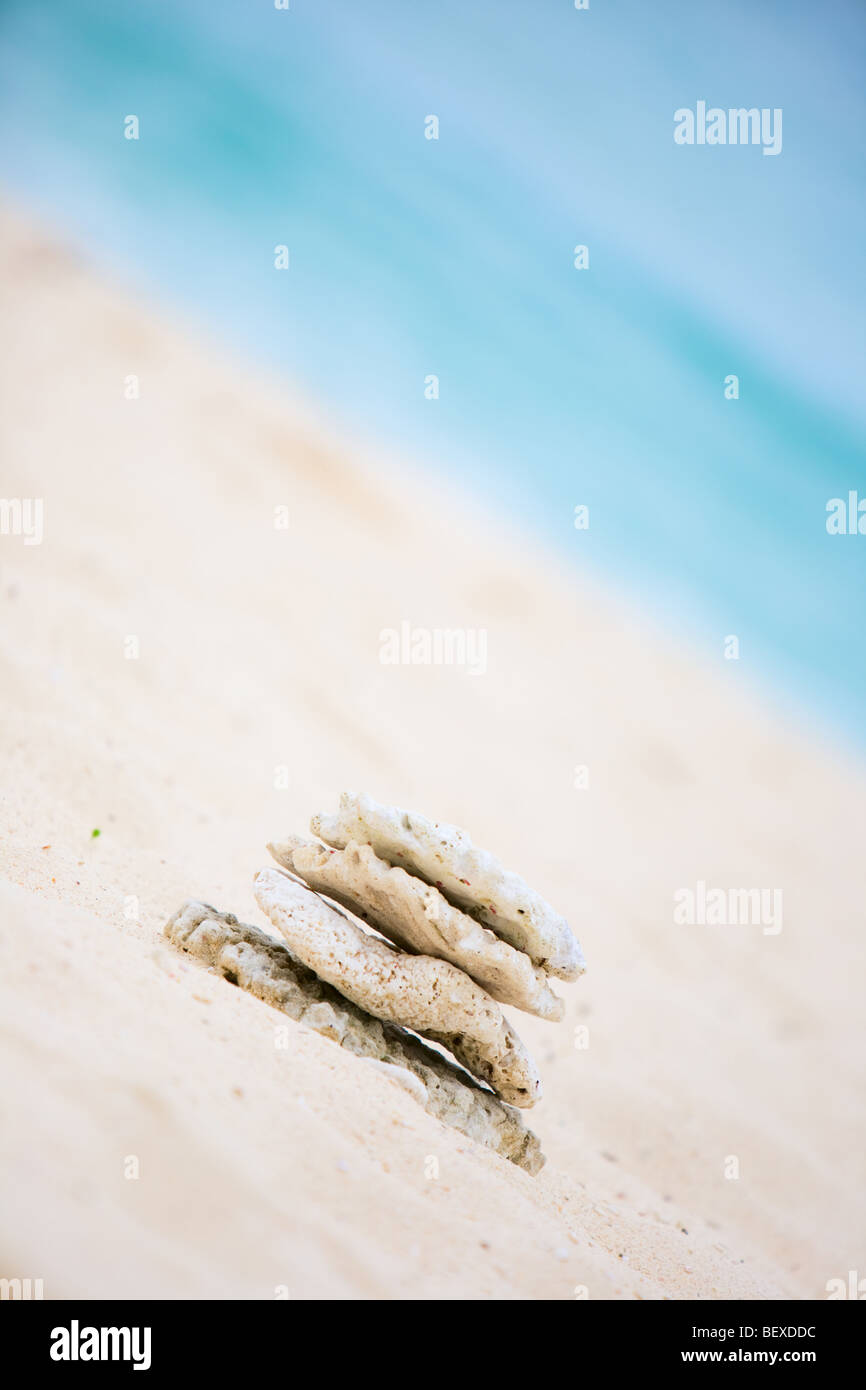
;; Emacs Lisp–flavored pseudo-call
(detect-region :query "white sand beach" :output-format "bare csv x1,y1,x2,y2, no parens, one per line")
1,201,863,1300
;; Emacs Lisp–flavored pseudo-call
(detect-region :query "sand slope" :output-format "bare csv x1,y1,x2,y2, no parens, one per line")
0,203,863,1299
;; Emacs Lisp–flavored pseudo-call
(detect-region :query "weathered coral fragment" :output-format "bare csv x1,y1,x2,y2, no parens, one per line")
164,899,544,1174
311,792,583,980
269,835,563,1021
253,867,541,1108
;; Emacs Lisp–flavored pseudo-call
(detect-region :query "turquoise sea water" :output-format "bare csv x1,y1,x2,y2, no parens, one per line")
0,0,863,740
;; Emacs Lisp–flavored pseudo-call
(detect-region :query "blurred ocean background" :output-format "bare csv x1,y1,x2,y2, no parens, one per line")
0,0,863,739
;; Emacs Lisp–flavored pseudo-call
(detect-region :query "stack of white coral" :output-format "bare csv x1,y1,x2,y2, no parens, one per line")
166,792,584,1174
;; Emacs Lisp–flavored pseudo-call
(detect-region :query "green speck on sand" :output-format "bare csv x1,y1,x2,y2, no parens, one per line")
91,828,101,838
